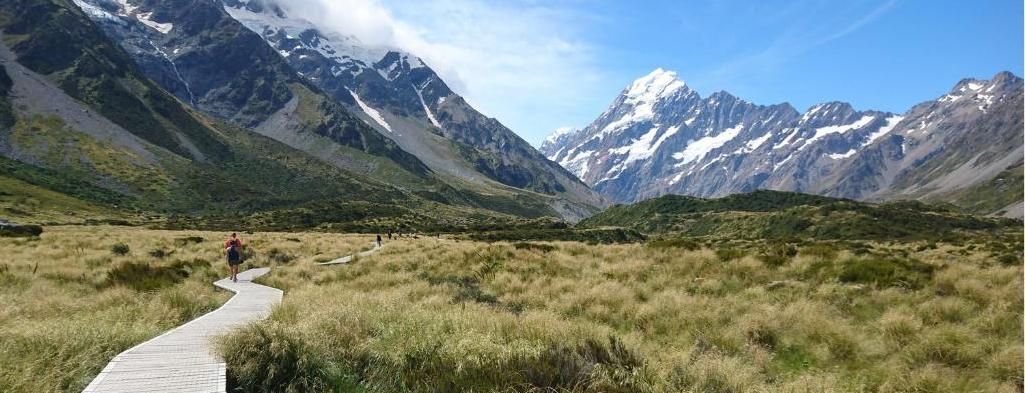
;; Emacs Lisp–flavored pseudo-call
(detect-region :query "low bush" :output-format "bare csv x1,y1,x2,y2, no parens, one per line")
997,253,1021,266
148,249,174,259
105,259,210,291
265,248,295,264
0,222,43,237
837,257,934,289
110,243,130,256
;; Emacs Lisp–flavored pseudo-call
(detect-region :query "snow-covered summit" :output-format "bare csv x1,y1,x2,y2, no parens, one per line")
623,68,688,106
222,0,394,67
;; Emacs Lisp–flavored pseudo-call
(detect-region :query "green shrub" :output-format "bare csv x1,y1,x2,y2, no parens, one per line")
110,243,130,256
0,223,43,237
266,248,295,264
997,253,1021,266
148,249,174,259
105,259,209,291
837,257,934,289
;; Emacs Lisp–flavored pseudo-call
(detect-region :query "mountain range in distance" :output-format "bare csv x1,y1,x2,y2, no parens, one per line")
541,68,1023,217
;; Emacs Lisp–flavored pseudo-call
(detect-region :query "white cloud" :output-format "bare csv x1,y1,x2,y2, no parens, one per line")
274,0,606,144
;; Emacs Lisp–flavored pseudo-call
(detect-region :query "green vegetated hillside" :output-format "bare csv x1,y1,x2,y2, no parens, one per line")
579,190,1019,241
0,0,587,230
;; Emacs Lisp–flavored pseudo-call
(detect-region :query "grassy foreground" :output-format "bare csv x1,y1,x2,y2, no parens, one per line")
0,226,375,392
220,234,1022,392
1,225,1020,392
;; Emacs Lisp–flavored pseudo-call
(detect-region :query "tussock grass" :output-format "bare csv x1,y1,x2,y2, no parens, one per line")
218,235,1023,392
0,226,375,392
3,225,1020,392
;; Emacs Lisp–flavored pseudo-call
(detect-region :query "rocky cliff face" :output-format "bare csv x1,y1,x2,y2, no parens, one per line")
219,0,605,212
542,69,1022,216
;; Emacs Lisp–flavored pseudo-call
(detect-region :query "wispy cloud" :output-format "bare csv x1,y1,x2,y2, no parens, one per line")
699,0,900,90
274,0,606,142
813,0,899,46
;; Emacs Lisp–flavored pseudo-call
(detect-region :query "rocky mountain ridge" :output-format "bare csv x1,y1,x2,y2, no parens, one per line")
541,69,1022,217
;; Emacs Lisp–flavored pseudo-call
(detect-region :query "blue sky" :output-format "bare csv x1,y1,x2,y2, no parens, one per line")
310,0,1023,146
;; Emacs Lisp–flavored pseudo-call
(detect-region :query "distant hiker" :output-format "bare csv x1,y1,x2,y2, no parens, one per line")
224,233,244,282
387,232,392,240
376,234,382,247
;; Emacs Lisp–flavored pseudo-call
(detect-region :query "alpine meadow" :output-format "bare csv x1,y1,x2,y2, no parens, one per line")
0,0,1022,392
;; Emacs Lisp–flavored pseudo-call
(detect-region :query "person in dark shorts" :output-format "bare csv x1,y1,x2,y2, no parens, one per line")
376,234,382,247
224,233,244,282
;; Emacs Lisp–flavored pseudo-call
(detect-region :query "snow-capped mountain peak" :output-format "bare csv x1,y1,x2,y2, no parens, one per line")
623,68,688,106
222,0,393,67
586,69,696,142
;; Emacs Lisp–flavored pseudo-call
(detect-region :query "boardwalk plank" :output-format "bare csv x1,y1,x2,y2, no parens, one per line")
82,268,281,393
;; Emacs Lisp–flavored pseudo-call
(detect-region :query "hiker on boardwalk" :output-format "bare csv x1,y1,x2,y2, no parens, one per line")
376,234,382,247
224,233,244,282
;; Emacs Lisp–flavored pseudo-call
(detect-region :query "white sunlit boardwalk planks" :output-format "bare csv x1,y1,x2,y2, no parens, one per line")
315,242,382,266
82,267,281,393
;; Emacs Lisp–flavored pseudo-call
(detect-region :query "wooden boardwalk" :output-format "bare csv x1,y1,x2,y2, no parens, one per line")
315,242,382,266
82,268,281,393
